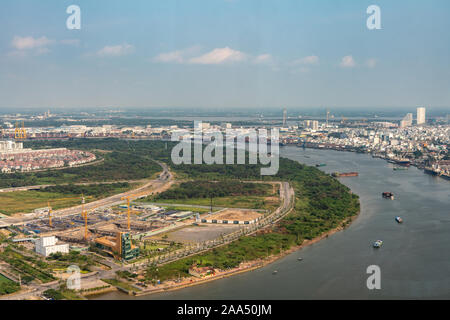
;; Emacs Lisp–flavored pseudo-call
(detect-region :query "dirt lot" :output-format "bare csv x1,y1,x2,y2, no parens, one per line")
211,209,262,221
164,224,241,243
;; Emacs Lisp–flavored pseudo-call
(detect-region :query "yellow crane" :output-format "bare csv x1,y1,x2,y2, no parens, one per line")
120,189,152,230
80,194,89,241
22,121,27,139
14,122,27,140
47,201,53,227
80,195,104,241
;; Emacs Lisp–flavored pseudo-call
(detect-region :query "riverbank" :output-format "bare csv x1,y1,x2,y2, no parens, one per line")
295,143,450,182
101,207,360,299
91,147,450,299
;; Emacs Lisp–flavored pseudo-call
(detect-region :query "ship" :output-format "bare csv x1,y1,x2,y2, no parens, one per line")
424,166,439,175
393,159,411,167
393,167,408,171
315,163,326,167
373,240,383,248
387,156,411,167
332,172,359,177
441,173,450,181
395,216,403,223
382,192,395,200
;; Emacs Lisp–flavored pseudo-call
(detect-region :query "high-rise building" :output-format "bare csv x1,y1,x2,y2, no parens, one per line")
400,113,413,128
312,120,319,131
417,107,426,125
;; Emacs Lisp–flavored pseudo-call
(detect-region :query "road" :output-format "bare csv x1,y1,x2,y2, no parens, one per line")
0,178,149,193
0,161,173,228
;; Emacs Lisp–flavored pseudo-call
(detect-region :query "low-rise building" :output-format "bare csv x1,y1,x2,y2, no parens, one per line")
35,236,69,257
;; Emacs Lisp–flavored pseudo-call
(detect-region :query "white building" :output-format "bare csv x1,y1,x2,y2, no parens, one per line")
35,236,69,257
400,113,413,128
417,107,426,125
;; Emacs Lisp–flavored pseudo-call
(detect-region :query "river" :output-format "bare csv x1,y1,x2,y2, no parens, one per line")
92,146,450,299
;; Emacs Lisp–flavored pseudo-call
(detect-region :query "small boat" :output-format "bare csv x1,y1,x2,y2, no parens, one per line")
272,270,278,275
395,216,403,223
373,240,383,248
382,192,395,200
297,257,303,261
315,163,326,167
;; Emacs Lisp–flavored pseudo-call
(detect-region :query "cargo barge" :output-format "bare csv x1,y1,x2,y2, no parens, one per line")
332,172,359,177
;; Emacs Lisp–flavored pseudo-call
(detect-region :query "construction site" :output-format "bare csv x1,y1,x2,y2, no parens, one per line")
11,198,199,258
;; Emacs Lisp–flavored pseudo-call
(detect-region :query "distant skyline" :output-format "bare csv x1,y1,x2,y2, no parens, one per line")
1,0,450,109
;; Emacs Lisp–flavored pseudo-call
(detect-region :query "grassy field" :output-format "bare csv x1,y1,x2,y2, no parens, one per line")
0,273,14,285
0,184,136,216
163,205,213,213
156,195,279,211
147,181,280,211
0,273,20,296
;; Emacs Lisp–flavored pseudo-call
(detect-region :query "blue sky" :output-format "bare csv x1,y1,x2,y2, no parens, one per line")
0,0,449,110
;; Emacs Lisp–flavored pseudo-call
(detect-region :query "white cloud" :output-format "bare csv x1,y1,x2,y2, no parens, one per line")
340,55,356,68
367,58,377,68
153,46,201,64
188,47,247,65
11,36,52,50
96,43,134,57
292,55,319,65
153,47,275,67
253,54,273,64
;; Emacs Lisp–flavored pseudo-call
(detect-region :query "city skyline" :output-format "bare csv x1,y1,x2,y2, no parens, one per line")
1,0,450,109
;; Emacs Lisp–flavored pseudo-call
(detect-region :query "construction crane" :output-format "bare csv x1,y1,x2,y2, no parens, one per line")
47,201,53,227
14,122,27,140
121,189,153,230
80,194,89,241
80,195,105,241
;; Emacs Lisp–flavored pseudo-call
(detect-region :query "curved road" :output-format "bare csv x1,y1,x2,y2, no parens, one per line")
0,161,173,228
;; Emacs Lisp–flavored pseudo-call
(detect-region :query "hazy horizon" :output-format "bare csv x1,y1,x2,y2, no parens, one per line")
1,0,450,109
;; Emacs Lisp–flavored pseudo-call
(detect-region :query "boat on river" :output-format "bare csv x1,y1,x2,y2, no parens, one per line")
373,240,383,248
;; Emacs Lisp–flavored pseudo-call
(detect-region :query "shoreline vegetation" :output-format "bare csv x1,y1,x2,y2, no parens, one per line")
139,214,359,298
91,210,360,299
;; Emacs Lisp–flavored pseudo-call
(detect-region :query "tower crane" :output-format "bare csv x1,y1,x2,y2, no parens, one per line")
47,201,53,227
121,189,153,230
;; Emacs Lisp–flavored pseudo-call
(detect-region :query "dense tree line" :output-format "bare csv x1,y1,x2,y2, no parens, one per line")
155,181,271,200
38,182,130,197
